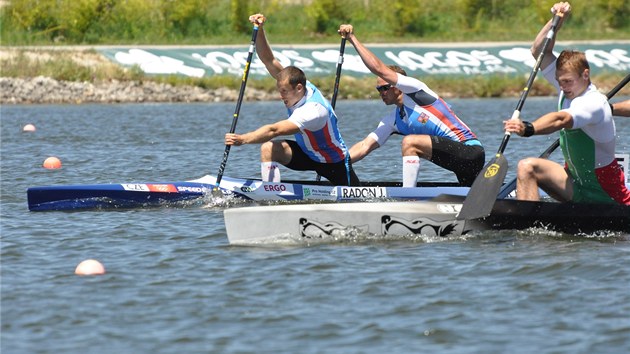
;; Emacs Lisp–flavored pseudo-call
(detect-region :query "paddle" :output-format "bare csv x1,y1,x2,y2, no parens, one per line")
330,37,347,108
213,24,260,195
496,72,630,199
456,13,564,220
316,37,347,182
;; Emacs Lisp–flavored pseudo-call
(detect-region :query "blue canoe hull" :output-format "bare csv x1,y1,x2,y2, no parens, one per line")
27,175,471,211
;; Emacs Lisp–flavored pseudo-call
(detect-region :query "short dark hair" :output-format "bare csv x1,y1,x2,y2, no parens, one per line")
556,49,590,74
277,66,307,88
387,65,407,76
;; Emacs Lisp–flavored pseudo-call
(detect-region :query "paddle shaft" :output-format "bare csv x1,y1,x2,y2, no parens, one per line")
316,37,347,182
496,72,630,199
607,72,630,102
330,37,347,109
215,25,259,187
456,13,563,221
496,13,564,155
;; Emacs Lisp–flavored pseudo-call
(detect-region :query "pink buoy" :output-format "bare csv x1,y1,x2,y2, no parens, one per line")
75,259,106,275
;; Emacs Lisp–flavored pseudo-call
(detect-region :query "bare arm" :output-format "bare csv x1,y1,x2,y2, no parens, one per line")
531,2,571,70
349,136,380,163
504,111,573,137
612,100,630,117
225,120,300,145
249,14,283,79
338,24,399,85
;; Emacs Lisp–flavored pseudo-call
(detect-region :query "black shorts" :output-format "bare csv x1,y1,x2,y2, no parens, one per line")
283,140,360,186
429,136,485,186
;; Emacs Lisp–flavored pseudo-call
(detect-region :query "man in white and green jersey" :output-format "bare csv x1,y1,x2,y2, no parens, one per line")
503,1,630,205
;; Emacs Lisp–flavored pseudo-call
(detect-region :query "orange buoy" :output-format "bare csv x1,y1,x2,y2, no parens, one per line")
43,156,62,169
23,123,36,132
75,259,106,275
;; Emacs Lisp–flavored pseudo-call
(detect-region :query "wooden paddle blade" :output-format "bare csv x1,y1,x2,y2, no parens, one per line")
456,154,508,220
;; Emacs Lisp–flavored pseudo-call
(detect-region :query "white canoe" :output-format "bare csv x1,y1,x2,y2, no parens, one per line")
223,195,630,245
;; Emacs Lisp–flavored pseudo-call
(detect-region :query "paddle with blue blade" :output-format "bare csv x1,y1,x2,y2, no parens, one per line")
456,12,564,220
496,72,630,199
213,24,260,196
316,36,347,182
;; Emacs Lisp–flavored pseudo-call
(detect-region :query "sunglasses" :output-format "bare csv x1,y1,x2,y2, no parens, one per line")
375,84,392,93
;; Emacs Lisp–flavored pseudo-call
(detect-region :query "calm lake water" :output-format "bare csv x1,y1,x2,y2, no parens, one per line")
2,96,630,354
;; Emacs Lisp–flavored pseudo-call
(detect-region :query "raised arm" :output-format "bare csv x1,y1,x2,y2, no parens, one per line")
338,24,399,85
249,14,283,79
531,2,571,70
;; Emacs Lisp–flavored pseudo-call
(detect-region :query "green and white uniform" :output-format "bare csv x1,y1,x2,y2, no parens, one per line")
543,63,630,205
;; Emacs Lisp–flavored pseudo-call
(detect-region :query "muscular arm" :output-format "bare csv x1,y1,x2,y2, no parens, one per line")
349,136,380,163
612,100,630,117
531,2,571,70
504,111,573,137
249,14,283,79
225,120,300,145
339,25,398,85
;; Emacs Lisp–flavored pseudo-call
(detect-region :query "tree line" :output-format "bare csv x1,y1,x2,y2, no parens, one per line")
1,0,629,45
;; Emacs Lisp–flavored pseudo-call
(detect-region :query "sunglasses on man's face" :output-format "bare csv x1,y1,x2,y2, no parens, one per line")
375,84,392,93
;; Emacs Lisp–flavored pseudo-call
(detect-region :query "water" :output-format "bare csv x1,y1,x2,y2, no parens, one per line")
2,97,630,354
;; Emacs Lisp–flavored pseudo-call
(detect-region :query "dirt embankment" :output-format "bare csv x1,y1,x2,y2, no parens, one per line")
0,48,275,104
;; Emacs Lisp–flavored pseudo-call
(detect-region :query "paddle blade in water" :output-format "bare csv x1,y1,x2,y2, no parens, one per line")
457,154,508,220
211,186,224,198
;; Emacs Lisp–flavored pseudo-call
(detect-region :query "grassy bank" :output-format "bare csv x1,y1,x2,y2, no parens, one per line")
2,1,629,99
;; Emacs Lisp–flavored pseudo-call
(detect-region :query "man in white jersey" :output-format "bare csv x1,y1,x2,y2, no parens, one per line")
503,2,630,205
337,25,485,187
225,14,359,186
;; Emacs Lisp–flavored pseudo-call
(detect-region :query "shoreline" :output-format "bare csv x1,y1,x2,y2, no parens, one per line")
0,77,277,104
2,43,629,104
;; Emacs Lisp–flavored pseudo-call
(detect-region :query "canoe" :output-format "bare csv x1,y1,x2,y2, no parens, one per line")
223,195,630,245
26,174,472,211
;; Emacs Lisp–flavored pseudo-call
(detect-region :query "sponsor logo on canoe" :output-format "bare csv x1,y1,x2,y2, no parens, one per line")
240,186,255,193
484,163,500,178
297,215,463,238
303,187,337,199
122,183,150,192
259,183,294,194
381,215,463,237
263,184,287,192
299,218,369,238
147,184,178,193
177,186,206,193
339,187,387,199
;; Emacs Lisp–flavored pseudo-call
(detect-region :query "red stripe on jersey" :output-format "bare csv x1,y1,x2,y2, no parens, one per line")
423,99,469,142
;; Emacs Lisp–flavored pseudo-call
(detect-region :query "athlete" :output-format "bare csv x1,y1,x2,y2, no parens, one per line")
225,14,359,186
337,24,485,187
503,2,630,205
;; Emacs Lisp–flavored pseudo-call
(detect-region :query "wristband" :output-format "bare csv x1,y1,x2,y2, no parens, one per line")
523,121,535,137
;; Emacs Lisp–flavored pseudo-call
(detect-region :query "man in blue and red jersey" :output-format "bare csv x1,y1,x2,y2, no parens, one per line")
226,14,359,186
503,2,630,205
337,25,485,187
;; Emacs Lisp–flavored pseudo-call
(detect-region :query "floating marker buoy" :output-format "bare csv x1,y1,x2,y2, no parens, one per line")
75,259,106,275
43,156,62,169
